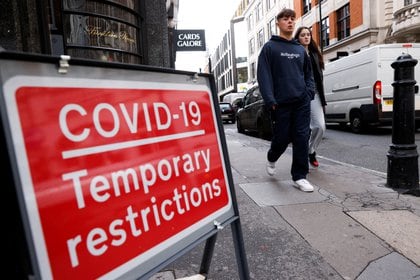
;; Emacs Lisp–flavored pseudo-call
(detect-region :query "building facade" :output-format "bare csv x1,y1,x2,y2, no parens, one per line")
243,0,293,84
240,0,420,84
386,0,420,43
0,0,179,68
209,17,249,101
297,0,393,62
209,0,255,100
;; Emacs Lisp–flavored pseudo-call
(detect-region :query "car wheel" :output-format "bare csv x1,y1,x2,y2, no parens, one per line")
350,111,365,134
237,118,244,133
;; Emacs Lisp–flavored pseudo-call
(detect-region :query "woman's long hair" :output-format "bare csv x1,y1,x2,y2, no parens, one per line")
294,26,325,70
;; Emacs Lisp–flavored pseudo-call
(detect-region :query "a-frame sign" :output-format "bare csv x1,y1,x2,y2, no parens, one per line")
0,51,249,280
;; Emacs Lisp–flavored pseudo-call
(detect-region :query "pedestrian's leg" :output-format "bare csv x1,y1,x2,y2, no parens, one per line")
290,100,311,181
309,94,326,154
267,107,291,162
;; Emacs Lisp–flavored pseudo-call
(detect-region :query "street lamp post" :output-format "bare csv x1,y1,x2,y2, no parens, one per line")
230,16,245,93
319,1,323,53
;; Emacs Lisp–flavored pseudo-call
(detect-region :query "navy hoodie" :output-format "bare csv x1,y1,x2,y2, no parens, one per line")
257,35,315,108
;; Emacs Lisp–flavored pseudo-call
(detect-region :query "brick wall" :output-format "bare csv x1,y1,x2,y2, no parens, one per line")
329,10,337,41
312,22,320,45
294,0,302,18
350,0,363,29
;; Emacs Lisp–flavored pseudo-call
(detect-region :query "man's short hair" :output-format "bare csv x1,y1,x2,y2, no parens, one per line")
276,8,296,20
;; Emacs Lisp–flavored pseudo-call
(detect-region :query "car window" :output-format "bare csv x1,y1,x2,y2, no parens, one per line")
220,103,232,110
249,92,258,104
244,91,253,106
246,88,259,105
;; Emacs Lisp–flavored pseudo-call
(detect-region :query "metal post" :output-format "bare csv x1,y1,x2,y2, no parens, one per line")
318,1,323,52
387,53,420,195
199,233,218,276
230,16,245,93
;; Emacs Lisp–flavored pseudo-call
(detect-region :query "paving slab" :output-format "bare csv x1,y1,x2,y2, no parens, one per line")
149,271,175,280
307,159,392,198
355,252,420,280
348,210,420,266
239,180,327,206
275,203,392,280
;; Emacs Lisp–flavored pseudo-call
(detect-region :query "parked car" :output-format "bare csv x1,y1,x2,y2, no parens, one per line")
236,85,272,139
219,102,236,123
222,92,246,105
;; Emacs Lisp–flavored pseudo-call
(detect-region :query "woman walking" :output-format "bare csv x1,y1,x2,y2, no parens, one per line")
295,26,326,168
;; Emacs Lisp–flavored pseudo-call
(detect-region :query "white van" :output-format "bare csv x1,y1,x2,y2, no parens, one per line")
323,43,420,133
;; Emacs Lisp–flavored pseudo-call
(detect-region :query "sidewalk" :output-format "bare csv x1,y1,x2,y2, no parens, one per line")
152,131,420,280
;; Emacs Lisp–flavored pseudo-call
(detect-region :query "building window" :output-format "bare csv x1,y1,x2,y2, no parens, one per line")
221,74,226,90
320,17,329,48
256,2,263,22
249,37,255,55
302,0,311,14
337,4,350,41
247,13,254,31
266,0,275,11
257,29,264,48
404,0,413,5
268,18,276,38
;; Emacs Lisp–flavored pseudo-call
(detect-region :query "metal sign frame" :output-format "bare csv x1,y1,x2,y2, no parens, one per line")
0,51,249,280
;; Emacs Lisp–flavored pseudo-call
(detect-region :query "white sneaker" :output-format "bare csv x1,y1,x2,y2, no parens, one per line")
266,161,276,176
293,179,314,192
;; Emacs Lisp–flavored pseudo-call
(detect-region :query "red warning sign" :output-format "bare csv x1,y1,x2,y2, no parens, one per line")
10,84,232,279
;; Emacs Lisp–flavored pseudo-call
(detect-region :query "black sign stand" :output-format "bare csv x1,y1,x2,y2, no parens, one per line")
198,73,250,280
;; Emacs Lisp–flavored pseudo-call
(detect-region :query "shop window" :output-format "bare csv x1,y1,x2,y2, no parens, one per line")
60,0,142,63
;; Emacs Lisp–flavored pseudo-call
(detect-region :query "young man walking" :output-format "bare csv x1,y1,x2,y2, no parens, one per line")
257,8,315,192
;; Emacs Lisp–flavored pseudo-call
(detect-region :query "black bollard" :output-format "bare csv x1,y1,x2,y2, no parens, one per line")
387,53,420,195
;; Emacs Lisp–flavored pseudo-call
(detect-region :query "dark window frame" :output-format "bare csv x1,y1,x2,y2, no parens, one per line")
337,4,350,41
320,16,329,48
268,17,276,38
302,0,311,14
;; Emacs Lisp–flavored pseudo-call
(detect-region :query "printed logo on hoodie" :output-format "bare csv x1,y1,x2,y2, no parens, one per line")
281,52,300,59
